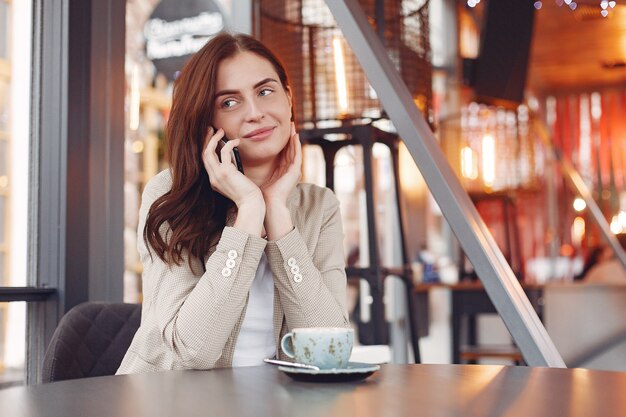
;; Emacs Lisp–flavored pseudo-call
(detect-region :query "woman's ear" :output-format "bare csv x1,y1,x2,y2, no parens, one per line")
286,86,294,121
286,86,293,108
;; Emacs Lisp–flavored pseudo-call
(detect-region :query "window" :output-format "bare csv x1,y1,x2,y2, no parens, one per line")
0,0,32,387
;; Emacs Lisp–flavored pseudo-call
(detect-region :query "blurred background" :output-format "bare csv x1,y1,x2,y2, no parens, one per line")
2,0,626,386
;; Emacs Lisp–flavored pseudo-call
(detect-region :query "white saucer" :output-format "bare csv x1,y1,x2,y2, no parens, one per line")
278,361,380,383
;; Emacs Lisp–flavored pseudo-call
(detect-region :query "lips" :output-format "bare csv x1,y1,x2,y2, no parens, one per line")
243,126,275,140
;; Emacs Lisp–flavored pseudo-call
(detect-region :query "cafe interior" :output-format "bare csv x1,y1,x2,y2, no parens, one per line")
1,0,626,408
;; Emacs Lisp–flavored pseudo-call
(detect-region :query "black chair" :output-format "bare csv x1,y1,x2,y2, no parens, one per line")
41,302,141,383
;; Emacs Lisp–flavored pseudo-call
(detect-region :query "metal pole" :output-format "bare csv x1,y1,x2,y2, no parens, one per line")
325,0,565,367
534,121,626,271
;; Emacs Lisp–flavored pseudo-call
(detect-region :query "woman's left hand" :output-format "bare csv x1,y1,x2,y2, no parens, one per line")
262,123,302,240
261,122,302,206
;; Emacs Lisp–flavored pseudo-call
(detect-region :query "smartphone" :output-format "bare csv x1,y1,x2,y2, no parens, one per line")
217,138,244,174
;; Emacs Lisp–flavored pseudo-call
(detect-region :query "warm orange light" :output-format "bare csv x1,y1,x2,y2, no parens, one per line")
610,215,622,234
332,36,348,114
131,140,144,154
461,146,478,180
459,8,479,58
413,94,427,113
481,134,495,187
572,216,585,246
618,211,626,232
399,142,425,198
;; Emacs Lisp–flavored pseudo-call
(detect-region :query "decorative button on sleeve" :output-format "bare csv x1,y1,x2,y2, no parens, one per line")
287,257,303,282
221,250,238,277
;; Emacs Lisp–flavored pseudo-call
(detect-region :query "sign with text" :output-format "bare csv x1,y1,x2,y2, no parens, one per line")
145,0,228,80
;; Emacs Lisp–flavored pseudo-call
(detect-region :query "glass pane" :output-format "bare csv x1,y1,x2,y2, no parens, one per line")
0,302,26,388
0,140,6,175
0,1,8,60
0,253,4,283
0,0,30,386
0,80,8,131
0,197,4,248
0,0,31,288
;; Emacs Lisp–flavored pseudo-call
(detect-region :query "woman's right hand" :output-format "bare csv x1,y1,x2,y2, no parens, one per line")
203,128,266,235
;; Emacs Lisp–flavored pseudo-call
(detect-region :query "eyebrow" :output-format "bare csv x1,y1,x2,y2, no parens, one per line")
214,78,279,100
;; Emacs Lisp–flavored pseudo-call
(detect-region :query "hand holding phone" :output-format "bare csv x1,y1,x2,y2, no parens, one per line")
216,137,245,174
203,127,264,235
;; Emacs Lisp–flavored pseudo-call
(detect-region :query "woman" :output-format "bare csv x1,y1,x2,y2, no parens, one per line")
117,33,349,374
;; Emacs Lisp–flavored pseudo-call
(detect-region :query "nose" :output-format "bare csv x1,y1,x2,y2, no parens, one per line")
244,98,264,122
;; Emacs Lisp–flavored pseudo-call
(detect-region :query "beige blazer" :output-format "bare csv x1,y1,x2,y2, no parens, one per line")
117,170,349,374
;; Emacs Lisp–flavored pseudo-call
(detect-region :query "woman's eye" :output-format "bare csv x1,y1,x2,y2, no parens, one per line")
221,99,237,108
259,88,273,97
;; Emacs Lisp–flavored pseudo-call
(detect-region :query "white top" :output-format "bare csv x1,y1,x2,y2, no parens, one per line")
231,252,276,367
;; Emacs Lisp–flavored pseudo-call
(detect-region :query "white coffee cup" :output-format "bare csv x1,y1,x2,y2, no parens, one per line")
280,327,354,370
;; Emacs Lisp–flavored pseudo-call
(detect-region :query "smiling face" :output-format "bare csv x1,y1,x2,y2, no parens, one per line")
212,51,293,166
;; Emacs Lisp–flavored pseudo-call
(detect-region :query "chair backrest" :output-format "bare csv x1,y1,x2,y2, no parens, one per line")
41,302,141,383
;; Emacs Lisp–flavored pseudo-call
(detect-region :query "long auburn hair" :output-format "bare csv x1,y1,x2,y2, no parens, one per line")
144,32,292,269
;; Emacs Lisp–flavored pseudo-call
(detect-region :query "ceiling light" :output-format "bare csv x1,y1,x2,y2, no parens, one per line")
555,0,619,16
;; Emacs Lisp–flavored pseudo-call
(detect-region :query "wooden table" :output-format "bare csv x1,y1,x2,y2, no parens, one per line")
1,364,625,417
